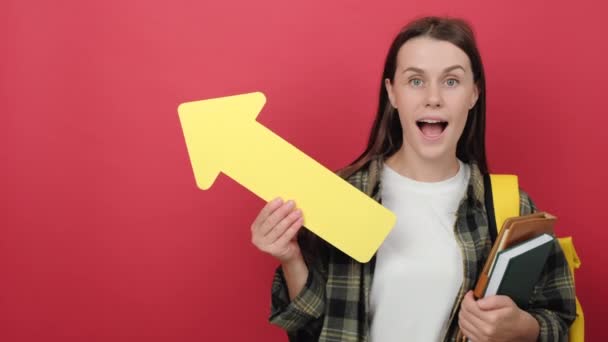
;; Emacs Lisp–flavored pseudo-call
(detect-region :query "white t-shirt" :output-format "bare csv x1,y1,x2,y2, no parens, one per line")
370,161,470,342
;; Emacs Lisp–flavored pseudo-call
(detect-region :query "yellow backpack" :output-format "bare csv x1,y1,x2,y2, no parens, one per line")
488,174,584,341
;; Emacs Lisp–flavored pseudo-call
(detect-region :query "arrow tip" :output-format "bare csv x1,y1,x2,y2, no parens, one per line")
178,91,267,191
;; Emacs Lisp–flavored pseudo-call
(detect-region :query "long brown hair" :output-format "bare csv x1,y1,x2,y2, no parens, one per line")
340,16,488,178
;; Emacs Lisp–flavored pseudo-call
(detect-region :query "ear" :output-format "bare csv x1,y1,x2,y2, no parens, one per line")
385,78,396,108
470,84,480,110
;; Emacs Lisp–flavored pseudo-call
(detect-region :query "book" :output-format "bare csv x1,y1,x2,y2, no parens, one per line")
484,233,554,309
473,212,556,299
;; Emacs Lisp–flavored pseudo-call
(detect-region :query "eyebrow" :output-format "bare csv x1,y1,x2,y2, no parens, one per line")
402,65,466,74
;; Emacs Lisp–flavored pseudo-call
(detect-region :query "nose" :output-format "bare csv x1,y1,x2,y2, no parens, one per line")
425,83,443,108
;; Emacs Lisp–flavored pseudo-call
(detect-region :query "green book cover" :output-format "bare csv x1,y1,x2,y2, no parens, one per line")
484,233,554,309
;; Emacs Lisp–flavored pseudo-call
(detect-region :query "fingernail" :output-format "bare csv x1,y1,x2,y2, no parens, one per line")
272,197,283,204
294,209,302,217
286,200,295,208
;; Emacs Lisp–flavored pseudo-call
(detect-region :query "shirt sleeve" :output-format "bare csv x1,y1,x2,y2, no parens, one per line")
519,191,577,341
269,264,326,332
268,230,329,337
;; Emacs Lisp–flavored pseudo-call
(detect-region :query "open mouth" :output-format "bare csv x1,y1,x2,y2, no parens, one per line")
416,119,448,138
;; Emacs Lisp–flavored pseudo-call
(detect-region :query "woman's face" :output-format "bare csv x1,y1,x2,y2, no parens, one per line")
385,36,479,164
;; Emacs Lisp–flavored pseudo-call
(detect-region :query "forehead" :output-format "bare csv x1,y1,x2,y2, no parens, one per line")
396,37,472,72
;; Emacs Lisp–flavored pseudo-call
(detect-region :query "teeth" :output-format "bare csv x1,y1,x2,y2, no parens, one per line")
417,119,444,124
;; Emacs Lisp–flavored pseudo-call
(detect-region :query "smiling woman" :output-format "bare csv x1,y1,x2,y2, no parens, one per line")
249,16,576,342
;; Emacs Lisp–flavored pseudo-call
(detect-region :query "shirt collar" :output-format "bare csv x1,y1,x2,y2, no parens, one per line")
366,155,486,210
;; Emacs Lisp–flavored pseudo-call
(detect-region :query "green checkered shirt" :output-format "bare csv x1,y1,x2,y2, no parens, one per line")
270,157,576,342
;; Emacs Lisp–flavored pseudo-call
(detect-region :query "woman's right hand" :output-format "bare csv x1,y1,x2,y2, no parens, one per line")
251,197,304,263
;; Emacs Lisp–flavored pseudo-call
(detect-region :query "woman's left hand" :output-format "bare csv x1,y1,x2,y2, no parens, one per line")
458,290,540,342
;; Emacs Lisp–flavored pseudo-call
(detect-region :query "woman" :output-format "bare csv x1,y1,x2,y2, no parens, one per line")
250,16,575,341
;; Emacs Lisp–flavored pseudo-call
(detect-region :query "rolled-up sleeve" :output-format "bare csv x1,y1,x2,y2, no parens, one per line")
269,265,326,332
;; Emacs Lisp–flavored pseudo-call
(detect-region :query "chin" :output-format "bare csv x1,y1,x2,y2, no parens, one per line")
413,146,453,163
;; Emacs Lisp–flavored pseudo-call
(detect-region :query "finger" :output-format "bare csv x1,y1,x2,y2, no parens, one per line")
460,292,480,315
460,291,491,324
459,306,480,341
252,197,283,233
264,209,302,244
477,295,514,311
458,315,480,342
459,303,488,338
272,216,303,248
260,200,296,236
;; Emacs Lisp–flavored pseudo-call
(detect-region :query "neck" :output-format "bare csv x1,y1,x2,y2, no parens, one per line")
386,148,460,182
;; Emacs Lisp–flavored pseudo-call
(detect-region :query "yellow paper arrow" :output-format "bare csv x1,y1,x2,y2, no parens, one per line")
177,92,396,262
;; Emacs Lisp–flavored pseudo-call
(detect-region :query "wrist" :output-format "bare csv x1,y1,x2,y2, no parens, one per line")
280,252,305,269
280,253,309,301
518,310,540,341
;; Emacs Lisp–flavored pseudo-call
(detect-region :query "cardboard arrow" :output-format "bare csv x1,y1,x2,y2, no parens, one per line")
178,92,395,262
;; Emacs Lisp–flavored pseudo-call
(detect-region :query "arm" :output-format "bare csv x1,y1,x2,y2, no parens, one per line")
250,198,327,339
520,191,577,341
269,229,328,340
282,254,309,301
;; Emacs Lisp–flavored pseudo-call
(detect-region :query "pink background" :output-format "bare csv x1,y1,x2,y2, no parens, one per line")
2,0,606,340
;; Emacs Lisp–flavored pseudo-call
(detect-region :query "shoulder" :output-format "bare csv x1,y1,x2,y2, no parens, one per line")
482,169,538,215
339,165,369,190
519,189,538,215
336,157,381,196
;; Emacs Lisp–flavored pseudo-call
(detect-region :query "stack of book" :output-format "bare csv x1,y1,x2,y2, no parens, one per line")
473,211,556,308
457,212,557,341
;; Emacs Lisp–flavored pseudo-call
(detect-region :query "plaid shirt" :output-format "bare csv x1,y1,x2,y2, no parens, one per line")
269,157,576,342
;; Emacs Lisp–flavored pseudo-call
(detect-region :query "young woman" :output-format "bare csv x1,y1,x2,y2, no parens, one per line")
250,16,576,342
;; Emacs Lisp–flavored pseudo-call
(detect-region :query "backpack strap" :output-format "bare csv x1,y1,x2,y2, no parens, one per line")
483,173,498,244
484,174,520,239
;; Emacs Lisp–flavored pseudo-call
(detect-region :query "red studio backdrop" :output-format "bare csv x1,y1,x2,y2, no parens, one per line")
1,0,607,341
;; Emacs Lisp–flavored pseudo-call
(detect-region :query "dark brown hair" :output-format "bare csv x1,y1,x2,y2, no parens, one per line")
340,16,488,178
